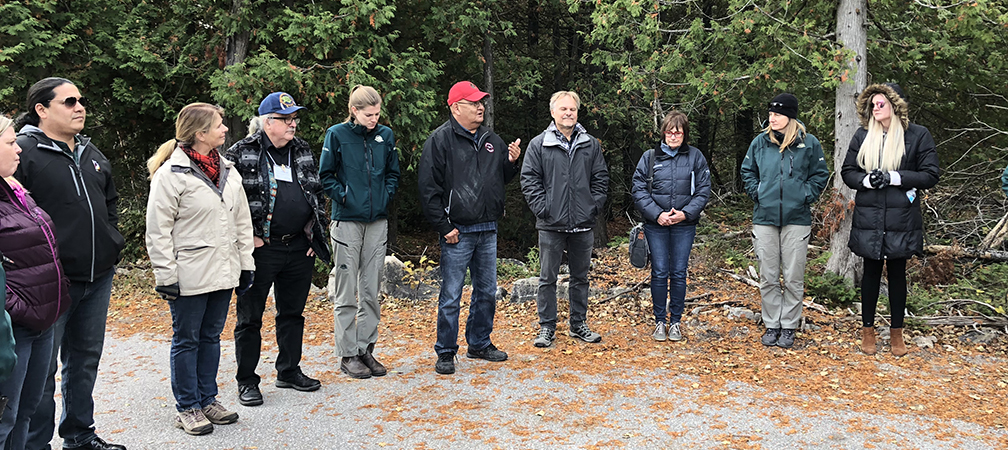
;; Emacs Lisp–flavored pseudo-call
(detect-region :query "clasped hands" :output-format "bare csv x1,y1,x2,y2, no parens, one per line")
657,209,686,226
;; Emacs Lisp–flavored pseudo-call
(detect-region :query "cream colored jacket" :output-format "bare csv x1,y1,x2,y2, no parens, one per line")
145,147,255,296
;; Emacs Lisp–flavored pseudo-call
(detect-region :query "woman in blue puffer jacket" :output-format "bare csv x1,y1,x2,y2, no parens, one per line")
740,93,829,350
631,110,711,343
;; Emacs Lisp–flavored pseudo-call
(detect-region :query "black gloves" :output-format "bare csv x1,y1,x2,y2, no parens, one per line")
869,169,891,189
155,283,180,301
236,270,255,297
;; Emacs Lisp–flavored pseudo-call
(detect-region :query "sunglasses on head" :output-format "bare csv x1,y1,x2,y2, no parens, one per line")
768,101,786,109
55,96,89,109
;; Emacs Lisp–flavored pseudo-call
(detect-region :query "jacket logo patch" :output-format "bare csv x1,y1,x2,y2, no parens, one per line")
485,143,494,153
92,160,101,172
374,135,384,143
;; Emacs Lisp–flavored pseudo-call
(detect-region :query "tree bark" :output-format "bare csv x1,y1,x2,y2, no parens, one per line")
733,108,754,191
826,0,868,285
483,32,495,131
223,0,249,148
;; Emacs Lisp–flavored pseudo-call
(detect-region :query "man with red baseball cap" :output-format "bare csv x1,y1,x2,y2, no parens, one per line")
418,81,521,375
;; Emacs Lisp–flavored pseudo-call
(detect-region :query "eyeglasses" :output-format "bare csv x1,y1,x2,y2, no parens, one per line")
268,116,300,126
664,130,684,137
873,100,887,110
768,101,785,109
56,96,89,109
457,99,485,108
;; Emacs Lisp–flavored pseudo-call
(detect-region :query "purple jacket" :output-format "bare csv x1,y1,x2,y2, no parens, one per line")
0,178,69,331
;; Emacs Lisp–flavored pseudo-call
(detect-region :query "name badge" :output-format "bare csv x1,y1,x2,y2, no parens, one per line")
274,164,293,182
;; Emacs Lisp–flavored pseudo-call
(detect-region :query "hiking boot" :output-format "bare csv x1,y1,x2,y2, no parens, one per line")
569,322,602,343
237,384,263,407
761,328,781,347
341,356,372,379
667,322,682,342
861,327,877,355
467,343,508,362
276,371,322,391
175,408,213,435
777,329,796,349
360,344,387,377
652,323,667,342
534,327,556,348
435,353,456,374
201,400,238,425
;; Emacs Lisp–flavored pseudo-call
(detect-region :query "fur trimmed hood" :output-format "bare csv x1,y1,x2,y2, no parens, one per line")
856,83,910,130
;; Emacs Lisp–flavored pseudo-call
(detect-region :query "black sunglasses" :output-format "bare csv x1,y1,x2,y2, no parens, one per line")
55,96,89,108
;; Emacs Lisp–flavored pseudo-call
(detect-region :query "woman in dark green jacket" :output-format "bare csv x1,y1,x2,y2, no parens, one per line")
740,93,829,349
319,85,399,379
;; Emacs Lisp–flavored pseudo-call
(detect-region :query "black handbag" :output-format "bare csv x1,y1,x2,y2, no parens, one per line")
628,150,656,269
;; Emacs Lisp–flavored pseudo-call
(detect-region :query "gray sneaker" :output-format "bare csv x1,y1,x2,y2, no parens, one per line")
175,408,213,435
667,322,683,341
761,328,781,346
652,323,667,342
534,327,556,348
202,400,238,425
777,329,796,349
569,322,602,343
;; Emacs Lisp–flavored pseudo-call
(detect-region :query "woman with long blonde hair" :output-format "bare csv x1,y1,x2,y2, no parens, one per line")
145,103,255,435
841,83,940,357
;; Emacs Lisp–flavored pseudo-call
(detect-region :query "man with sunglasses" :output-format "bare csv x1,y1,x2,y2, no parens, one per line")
418,81,522,375
224,92,330,407
519,91,609,348
15,78,126,450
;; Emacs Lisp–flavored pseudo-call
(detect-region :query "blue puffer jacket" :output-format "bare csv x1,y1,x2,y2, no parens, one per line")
631,142,712,225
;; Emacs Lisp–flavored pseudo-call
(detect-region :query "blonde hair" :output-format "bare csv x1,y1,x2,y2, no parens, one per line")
147,103,224,177
856,105,906,172
549,91,581,111
2,115,22,189
763,118,806,152
346,85,382,123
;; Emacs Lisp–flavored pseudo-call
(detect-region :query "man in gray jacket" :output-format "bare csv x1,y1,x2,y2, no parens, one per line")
518,90,609,348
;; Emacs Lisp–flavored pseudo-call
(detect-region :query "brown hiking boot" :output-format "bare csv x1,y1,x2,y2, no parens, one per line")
175,408,213,435
861,327,877,355
890,328,907,357
341,356,372,379
202,400,238,425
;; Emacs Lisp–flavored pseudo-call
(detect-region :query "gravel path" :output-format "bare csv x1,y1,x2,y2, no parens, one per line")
42,332,1007,450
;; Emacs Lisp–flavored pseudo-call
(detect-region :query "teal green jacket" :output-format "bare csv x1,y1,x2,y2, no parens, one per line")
740,129,829,226
319,121,400,222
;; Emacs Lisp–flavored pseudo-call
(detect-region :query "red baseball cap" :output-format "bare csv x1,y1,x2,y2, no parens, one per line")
447,81,489,106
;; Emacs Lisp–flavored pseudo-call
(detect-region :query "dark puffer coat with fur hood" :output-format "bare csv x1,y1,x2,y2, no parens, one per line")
840,83,941,260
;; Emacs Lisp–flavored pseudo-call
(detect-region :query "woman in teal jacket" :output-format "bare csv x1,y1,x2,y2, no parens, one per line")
318,85,399,379
740,93,829,349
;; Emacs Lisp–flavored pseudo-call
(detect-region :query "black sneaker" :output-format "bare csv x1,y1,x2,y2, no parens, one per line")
569,322,602,343
761,328,781,346
237,383,263,406
275,371,321,392
777,329,796,349
466,343,508,362
435,353,456,374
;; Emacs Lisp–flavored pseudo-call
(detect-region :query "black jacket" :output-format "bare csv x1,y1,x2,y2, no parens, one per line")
418,117,519,237
841,84,941,260
520,125,608,231
15,125,124,282
224,132,331,263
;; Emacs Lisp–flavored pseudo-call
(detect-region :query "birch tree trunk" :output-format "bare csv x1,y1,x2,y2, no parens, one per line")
483,33,495,131
826,0,868,284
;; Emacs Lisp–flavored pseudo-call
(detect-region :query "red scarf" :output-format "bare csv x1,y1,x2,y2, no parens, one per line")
182,146,221,185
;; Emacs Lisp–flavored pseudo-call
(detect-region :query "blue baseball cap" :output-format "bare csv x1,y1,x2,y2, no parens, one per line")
258,92,306,115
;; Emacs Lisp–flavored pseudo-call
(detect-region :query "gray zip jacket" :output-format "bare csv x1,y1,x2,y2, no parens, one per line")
520,125,609,231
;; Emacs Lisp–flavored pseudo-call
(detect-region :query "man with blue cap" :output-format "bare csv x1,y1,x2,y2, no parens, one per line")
224,92,331,406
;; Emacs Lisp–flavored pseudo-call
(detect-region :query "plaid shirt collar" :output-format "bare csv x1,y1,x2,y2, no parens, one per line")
548,121,586,154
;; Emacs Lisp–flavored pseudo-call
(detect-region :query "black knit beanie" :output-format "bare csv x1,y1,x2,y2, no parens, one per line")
768,93,798,119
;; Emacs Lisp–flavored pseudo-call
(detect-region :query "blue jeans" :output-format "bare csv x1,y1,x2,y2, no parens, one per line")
644,222,696,324
28,269,114,449
0,324,55,450
169,289,231,412
435,231,498,355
